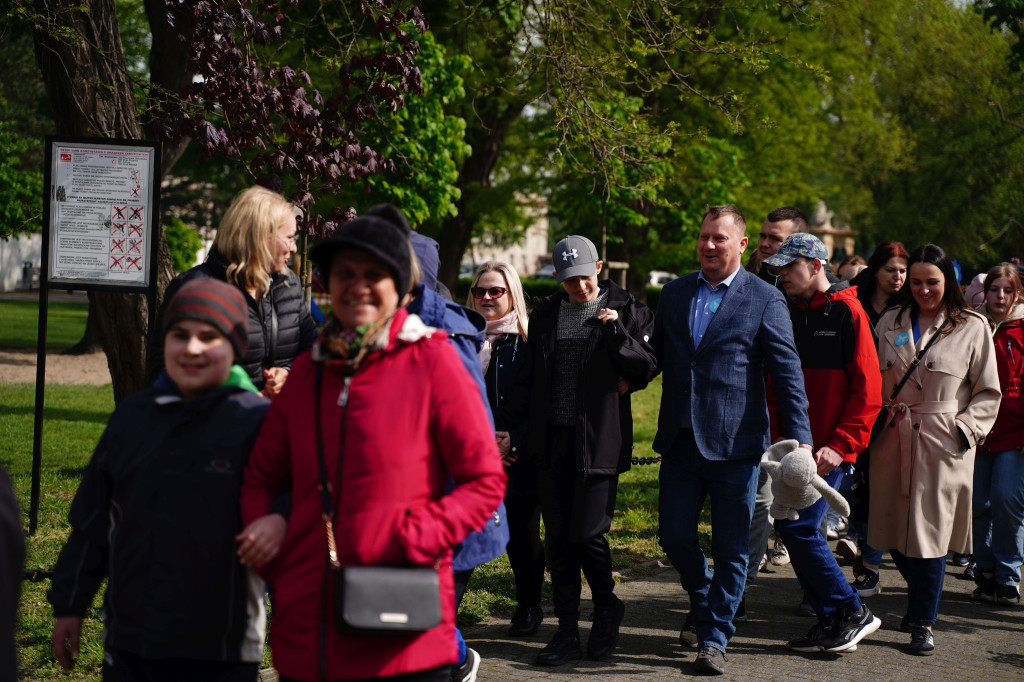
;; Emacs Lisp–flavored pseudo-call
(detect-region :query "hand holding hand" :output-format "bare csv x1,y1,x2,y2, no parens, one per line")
236,513,288,567
496,431,515,462
262,367,290,399
597,308,619,324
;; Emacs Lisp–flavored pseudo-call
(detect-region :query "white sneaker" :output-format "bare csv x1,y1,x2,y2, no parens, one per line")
836,537,860,563
769,538,790,566
452,648,480,682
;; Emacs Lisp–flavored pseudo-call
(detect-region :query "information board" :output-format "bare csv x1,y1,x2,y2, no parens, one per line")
45,139,159,290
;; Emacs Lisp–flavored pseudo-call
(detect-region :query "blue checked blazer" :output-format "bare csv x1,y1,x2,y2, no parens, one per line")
651,266,812,460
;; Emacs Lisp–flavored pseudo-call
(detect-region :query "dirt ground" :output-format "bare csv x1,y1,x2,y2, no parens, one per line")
0,349,111,385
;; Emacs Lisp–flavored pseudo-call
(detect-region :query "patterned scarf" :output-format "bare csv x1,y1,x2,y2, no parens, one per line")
315,314,394,375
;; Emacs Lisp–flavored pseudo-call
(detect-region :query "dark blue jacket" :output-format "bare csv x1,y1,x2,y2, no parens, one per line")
406,284,509,571
48,381,270,662
652,267,812,459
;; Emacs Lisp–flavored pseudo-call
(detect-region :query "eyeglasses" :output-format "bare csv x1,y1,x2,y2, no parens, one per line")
471,286,507,300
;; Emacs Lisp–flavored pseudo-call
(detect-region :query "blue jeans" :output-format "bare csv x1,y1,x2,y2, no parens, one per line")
972,448,1024,587
775,468,862,624
891,550,945,625
658,430,759,653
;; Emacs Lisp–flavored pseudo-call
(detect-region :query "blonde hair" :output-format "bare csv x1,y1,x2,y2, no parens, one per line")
467,261,530,339
212,186,296,296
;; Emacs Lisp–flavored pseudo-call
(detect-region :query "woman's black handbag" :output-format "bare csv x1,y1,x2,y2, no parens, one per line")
315,364,442,635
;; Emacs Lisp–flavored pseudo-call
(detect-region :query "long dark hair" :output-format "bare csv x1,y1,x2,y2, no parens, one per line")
895,243,967,329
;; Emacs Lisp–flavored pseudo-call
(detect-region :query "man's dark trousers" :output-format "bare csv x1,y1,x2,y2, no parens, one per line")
539,425,617,626
658,429,759,652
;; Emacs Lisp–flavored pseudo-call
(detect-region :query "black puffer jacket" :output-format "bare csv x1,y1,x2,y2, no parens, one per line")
149,249,318,390
527,280,658,476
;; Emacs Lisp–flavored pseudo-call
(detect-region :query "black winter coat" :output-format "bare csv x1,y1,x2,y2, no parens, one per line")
527,280,658,476
149,249,318,390
486,332,536,497
47,382,270,662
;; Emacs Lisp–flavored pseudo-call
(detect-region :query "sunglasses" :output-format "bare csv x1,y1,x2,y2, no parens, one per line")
471,286,507,300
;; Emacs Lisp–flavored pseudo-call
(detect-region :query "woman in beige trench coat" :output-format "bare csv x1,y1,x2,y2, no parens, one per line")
868,244,1001,656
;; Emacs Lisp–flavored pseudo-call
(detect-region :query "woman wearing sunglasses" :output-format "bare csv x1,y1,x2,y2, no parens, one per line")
467,262,545,637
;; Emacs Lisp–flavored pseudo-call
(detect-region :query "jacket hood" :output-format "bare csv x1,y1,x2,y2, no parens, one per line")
976,301,1024,324
794,281,857,312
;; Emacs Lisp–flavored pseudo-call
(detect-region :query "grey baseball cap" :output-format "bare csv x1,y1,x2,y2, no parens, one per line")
553,235,599,283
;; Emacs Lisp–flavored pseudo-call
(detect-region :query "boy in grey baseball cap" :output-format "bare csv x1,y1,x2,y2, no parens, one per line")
552,235,600,283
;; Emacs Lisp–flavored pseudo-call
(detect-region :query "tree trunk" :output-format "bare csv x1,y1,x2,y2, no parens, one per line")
31,0,176,402
436,102,528,290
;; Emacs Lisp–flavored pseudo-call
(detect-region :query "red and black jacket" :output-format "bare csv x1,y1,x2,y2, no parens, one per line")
768,283,882,462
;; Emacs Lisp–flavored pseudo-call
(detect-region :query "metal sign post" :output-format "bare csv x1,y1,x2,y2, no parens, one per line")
30,137,161,534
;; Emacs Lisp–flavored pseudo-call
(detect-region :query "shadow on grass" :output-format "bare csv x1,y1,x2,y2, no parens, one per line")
1,403,111,425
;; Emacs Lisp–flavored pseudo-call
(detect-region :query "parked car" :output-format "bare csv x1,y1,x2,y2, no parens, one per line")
532,264,556,280
648,270,677,287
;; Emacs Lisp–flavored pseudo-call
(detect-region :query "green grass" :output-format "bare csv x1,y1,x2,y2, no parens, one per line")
0,300,89,350
5,374,707,677
1,382,113,680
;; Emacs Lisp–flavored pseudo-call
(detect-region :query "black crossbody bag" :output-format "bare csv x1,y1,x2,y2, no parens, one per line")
314,364,442,635
872,317,951,440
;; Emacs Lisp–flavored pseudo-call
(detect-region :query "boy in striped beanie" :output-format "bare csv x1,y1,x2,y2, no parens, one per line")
48,277,273,678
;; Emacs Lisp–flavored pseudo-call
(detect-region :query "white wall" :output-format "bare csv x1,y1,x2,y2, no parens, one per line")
0,233,43,292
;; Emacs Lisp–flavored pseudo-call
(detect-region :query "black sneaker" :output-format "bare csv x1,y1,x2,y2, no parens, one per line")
587,595,625,659
950,552,971,567
451,647,480,682
908,625,935,655
963,561,977,581
693,645,726,675
535,626,582,666
508,603,543,637
733,597,747,623
972,583,996,602
996,584,1021,606
851,569,881,598
821,605,881,653
680,609,699,648
787,622,830,653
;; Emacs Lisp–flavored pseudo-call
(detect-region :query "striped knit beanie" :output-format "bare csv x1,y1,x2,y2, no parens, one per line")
162,279,249,359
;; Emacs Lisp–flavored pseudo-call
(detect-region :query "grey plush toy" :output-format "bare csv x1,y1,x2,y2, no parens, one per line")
760,439,851,521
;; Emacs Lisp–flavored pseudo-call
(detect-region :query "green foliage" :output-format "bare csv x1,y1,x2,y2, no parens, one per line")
0,300,89,350
162,217,204,274
0,121,44,238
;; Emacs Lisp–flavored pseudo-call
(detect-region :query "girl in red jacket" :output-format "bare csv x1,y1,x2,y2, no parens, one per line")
972,263,1024,605
239,211,506,681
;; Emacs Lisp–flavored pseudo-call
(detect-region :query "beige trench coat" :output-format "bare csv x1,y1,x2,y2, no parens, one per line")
868,307,1001,558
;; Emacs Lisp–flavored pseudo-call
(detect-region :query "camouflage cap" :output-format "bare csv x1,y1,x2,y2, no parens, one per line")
763,233,829,268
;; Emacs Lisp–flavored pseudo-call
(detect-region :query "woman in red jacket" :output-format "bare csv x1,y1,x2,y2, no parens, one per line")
972,263,1024,605
239,211,506,681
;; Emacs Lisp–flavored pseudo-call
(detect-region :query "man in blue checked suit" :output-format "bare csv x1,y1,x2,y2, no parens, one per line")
652,204,813,675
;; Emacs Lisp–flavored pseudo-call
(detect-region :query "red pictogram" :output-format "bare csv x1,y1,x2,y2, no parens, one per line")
128,239,142,254
129,206,143,221
112,206,127,220
111,223,125,236
126,255,143,270
111,238,125,253
128,224,143,237
110,255,125,269
60,153,71,162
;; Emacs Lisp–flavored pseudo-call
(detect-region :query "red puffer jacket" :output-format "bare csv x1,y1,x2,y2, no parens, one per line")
980,303,1024,451
240,308,506,681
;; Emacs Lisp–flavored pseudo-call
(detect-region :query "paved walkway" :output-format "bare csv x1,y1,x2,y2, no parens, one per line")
462,555,1024,680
